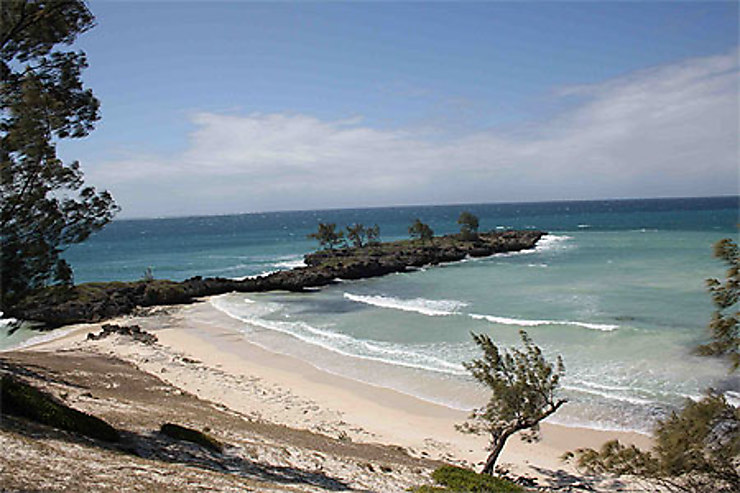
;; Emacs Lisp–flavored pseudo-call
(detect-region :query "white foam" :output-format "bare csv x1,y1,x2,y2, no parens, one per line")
470,313,618,331
210,296,465,375
343,293,468,317
562,384,656,406
273,258,306,269
724,391,740,408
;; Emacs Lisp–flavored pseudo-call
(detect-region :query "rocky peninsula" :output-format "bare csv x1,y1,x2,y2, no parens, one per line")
9,230,544,328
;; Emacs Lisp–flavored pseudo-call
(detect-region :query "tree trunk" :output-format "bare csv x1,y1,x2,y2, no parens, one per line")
481,431,512,475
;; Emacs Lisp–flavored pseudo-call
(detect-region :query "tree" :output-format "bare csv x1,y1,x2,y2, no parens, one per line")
366,223,380,245
457,330,566,475
564,392,739,492
408,218,434,244
346,223,367,248
1,0,118,310
457,211,479,240
697,238,739,369
307,223,344,251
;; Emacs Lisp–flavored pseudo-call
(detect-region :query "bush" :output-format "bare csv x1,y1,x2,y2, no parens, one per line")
1,375,119,442
409,465,524,492
160,423,223,453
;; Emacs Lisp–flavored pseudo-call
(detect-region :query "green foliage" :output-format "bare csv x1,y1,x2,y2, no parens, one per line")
696,238,739,369
346,223,368,248
459,330,566,474
366,223,381,245
1,1,118,310
141,280,192,306
308,223,345,251
409,218,434,243
1,374,120,442
409,465,524,492
457,211,480,240
160,423,223,453
564,392,740,492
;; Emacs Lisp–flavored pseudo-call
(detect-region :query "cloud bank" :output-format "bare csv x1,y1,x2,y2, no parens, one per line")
92,50,738,217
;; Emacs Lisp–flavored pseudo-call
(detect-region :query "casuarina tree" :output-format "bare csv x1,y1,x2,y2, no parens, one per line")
697,238,739,369
457,330,566,475
408,218,434,244
1,0,118,310
457,211,479,240
307,223,344,251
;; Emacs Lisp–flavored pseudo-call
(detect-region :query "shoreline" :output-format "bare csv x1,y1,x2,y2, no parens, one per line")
23,299,653,486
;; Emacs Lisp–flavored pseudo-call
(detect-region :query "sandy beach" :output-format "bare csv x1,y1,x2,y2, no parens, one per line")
9,297,654,491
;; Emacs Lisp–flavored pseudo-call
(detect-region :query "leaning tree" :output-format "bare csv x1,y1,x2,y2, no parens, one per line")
458,330,567,475
1,0,118,310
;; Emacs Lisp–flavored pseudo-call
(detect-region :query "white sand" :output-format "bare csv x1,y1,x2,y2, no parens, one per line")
28,300,653,489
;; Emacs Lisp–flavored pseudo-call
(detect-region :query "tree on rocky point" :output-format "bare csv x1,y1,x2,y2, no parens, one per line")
457,330,566,475
457,211,479,240
366,224,381,245
1,0,118,310
346,223,367,248
307,223,344,251
408,219,434,244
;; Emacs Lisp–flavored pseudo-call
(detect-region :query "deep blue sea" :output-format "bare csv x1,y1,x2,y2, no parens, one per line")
3,196,739,432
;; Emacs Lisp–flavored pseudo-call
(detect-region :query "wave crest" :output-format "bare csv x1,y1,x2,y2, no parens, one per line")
343,293,468,316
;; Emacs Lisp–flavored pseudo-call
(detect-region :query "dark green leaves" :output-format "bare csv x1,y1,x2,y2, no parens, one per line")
1,1,118,310
697,238,739,369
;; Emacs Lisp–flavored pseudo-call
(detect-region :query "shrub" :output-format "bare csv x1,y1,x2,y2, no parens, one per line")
409,465,524,492
1,375,119,442
160,423,223,453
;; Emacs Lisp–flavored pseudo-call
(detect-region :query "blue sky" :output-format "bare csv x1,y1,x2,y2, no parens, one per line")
59,1,739,218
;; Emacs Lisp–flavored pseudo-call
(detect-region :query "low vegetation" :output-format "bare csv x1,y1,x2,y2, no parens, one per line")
1,374,119,442
410,465,524,492
563,391,739,492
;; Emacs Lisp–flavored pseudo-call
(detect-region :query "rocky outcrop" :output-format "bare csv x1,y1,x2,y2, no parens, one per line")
9,230,544,327
87,324,158,345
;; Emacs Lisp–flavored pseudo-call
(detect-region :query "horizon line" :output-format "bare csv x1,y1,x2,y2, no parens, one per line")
111,194,739,222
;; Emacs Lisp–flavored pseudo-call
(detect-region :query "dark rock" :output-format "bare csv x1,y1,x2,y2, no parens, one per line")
87,324,157,345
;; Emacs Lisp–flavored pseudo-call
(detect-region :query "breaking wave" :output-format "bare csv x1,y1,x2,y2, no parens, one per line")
470,313,619,331
343,293,468,316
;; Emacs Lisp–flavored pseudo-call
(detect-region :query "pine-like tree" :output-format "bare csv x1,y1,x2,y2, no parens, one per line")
458,330,566,474
1,1,118,310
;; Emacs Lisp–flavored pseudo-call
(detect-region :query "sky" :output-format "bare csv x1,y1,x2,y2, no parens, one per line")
58,1,739,218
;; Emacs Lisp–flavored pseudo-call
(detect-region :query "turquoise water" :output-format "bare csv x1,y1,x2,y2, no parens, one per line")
2,196,738,432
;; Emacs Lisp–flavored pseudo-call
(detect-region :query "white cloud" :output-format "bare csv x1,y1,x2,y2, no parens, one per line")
91,50,739,217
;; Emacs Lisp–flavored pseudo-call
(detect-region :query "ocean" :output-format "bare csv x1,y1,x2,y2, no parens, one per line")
2,196,738,433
